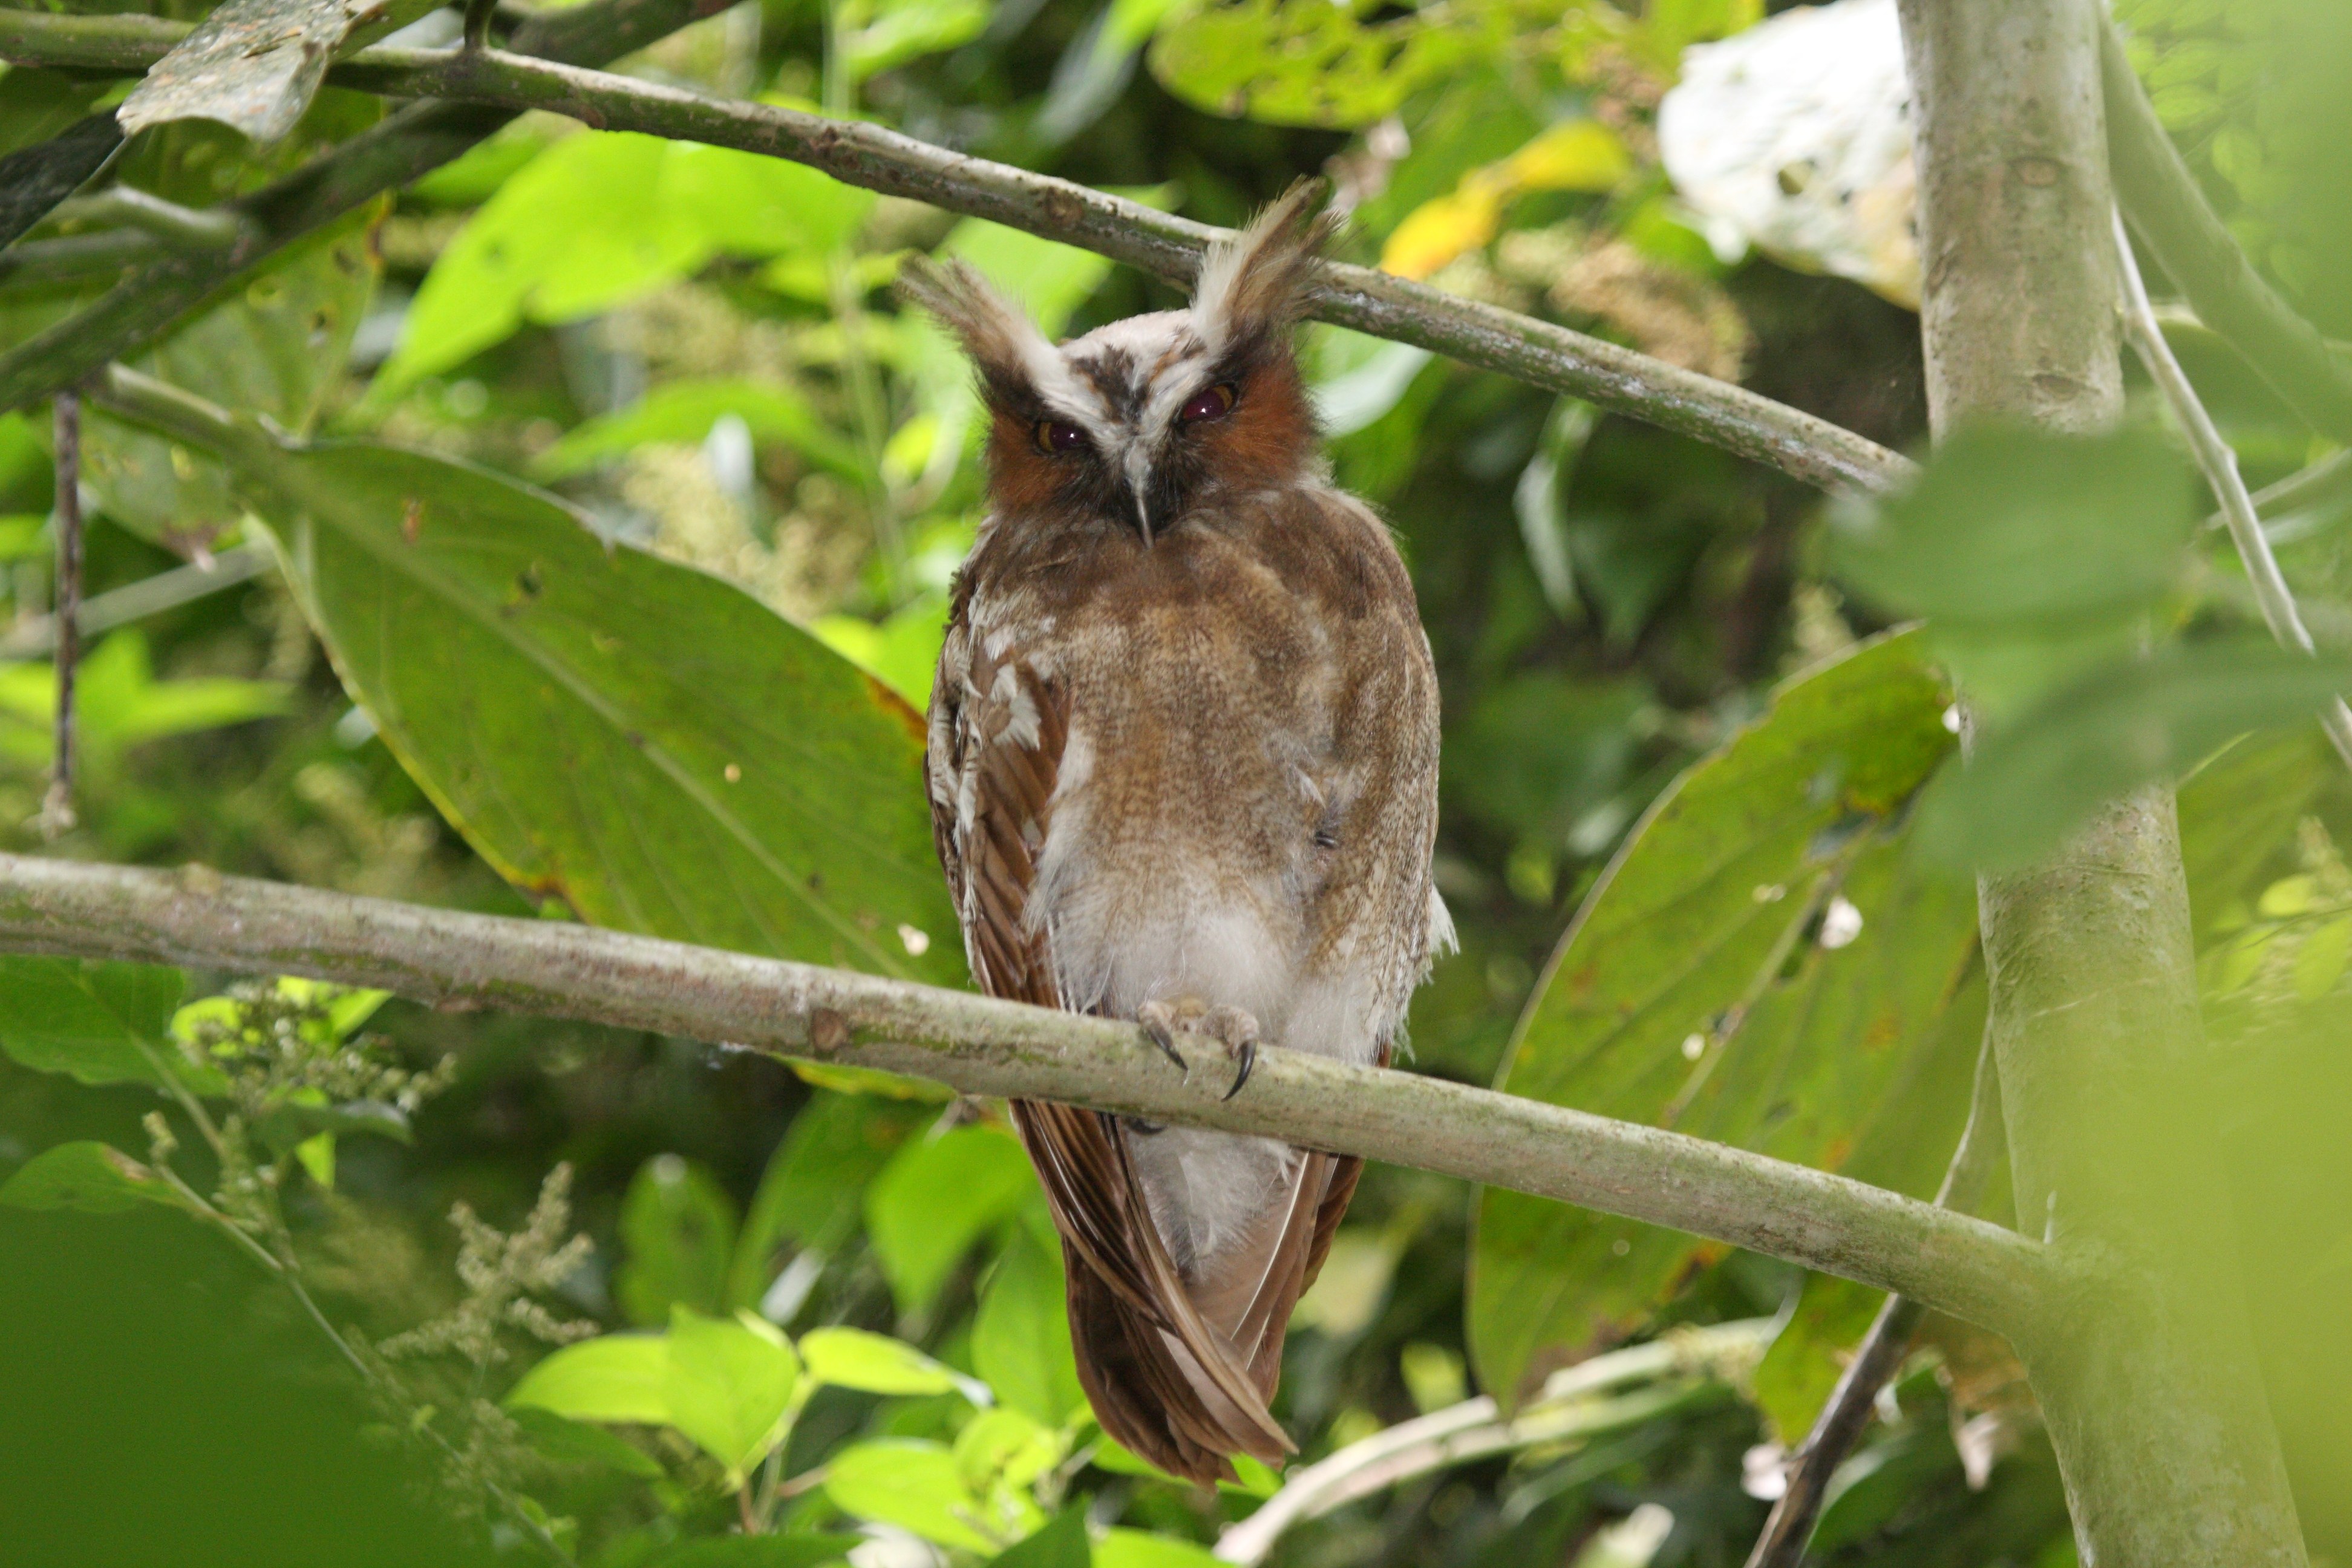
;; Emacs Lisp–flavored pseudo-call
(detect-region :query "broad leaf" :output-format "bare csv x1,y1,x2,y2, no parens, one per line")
1748,1273,1884,1444
506,1406,667,1478
1471,632,1976,1402
864,1124,1037,1314
505,1334,673,1426
1150,0,1491,128
617,1154,741,1327
800,1326,976,1399
1094,1531,1225,1568
661,1306,800,1480
223,436,957,982
1921,641,2352,873
825,1439,1030,1553
531,380,862,482
0,1142,190,1215
0,957,188,1088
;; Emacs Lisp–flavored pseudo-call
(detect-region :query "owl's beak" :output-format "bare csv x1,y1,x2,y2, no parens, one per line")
1122,445,1157,546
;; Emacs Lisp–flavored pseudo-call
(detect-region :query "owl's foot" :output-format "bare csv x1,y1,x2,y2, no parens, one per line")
1137,998,1260,1100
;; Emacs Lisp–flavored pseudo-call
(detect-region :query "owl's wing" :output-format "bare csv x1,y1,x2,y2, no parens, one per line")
926,599,1292,1483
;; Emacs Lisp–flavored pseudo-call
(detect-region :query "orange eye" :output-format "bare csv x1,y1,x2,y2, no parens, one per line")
1035,420,1088,454
1179,383,1237,424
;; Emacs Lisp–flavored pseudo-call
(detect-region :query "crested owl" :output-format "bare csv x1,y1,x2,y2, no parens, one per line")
907,184,1449,1483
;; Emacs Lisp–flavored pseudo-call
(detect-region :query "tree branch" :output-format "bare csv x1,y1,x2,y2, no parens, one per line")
0,17,1913,497
0,0,733,416
0,851,2043,1330
2102,18,2352,444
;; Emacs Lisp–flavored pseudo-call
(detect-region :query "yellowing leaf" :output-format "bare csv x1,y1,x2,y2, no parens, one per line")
1380,188,1503,281
1501,119,1632,194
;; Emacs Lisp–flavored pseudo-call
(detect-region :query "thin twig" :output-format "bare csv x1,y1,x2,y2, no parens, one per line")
1742,1028,2006,1568
0,13,1914,497
0,849,2050,1330
1215,1322,1772,1565
2113,207,2352,773
41,391,82,838
0,543,272,659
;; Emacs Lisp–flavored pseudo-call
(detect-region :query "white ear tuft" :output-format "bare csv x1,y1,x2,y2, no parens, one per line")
1189,178,1338,358
898,258,1105,423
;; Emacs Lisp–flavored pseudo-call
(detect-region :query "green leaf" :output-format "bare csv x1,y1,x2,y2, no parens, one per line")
617,1154,741,1327
644,1538,863,1568
1149,0,1492,128
864,1124,1037,1314
384,132,873,389
826,1437,1038,1552
85,221,377,552
973,1224,1087,1426
1471,632,1975,1403
955,1406,1062,1494
727,1091,931,1310
0,956,188,1088
2177,729,2332,939
1093,1530,1224,1568
1922,641,2352,873
1828,424,2198,718
0,632,289,774
505,1334,673,1426
506,1405,667,1478
1749,1273,1886,1444
843,0,990,80
995,1510,1092,1568
225,436,959,984
530,379,863,482
662,1306,801,1480
800,1325,975,1398
0,1142,190,1215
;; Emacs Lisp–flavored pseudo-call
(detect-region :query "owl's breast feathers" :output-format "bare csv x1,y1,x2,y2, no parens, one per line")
926,482,1442,1483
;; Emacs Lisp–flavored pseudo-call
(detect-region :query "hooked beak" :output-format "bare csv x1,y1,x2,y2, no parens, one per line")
1123,445,1157,546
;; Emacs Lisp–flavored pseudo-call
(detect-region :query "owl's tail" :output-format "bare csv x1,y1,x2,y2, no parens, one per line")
1014,1097,1361,1484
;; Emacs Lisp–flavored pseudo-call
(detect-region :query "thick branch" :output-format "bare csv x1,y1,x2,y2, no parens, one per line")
2103,18,2352,443
0,851,2041,1329
0,16,1913,497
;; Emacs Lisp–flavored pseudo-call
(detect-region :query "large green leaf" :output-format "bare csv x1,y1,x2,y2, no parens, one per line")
864,1123,1037,1313
0,956,188,1088
726,1091,931,1310
223,436,956,982
616,1154,741,1327
1470,632,1976,1402
0,1140,192,1215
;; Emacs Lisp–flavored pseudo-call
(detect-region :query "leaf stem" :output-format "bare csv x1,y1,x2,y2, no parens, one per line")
41,390,82,839
2112,207,2352,773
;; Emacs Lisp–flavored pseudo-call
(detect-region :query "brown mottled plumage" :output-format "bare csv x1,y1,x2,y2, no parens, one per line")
908,184,1449,1483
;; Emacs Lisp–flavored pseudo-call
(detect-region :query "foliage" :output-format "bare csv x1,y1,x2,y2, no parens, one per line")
4,0,2352,1564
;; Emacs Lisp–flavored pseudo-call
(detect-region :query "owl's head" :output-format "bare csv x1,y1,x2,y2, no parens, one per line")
902,181,1337,543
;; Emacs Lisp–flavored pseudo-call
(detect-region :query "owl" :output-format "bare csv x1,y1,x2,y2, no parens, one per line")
907,184,1451,1484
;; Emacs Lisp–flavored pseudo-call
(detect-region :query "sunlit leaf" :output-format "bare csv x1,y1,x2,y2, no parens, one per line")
1094,1530,1226,1568
843,0,990,80
662,1306,800,1479
1471,632,1976,1403
505,1334,673,1426
824,1439,1011,1553
0,1141,191,1215
1151,0,1489,129
801,1326,979,1399
506,1406,667,1478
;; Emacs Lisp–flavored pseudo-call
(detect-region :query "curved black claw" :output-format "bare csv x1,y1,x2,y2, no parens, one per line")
1221,1039,1256,1100
1140,1015,1188,1074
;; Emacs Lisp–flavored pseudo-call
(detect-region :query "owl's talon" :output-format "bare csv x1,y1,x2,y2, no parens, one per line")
1137,1001,1191,1075
1221,1039,1256,1100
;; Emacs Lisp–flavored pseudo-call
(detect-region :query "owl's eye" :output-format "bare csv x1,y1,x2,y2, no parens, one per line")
1179,383,1238,424
1034,420,1088,455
